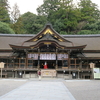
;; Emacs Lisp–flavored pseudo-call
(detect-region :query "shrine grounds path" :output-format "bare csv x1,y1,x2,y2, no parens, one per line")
0,78,100,100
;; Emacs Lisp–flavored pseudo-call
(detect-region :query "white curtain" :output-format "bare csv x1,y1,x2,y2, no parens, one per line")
40,53,56,60
28,53,68,60
28,54,38,59
57,54,68,60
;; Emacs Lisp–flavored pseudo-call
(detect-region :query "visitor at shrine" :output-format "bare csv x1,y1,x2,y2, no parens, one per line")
38,70,41,81
44,62,48,69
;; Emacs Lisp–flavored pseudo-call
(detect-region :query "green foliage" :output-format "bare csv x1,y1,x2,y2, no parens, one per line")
78,0,100,23
83,21,100,31
77,30,100,34
78,21,100,34
37,0,79,34
0,0,100,35
21,12,47,34
37,0,59,16
0,21,15,34
10,17,24,34
0,0,10,23
53,19,65,33
36,0,100,34
77,30,92,34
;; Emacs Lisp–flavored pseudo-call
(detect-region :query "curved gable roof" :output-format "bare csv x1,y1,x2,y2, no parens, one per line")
8,24,87,50
25,24,72,43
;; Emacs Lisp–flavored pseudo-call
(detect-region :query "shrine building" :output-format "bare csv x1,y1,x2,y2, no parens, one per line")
0,24,100,79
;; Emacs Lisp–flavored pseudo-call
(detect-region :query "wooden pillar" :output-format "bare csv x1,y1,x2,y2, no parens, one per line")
15,70,17,78
79,59,82,69
56,48,58,69
25,50,28,69
38,48,40,69
1,68,2,78
75,59,76,68
78,70,80,79
26,55,28,69
68,50,71,78
91,68,94,79
68,50,70,69
24,71,26,78
12,71,14,78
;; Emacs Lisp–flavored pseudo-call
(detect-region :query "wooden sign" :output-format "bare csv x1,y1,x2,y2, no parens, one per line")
0,62,5,68
89,63,95,68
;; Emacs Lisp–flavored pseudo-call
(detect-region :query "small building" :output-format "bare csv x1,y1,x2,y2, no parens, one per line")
0,24,100,79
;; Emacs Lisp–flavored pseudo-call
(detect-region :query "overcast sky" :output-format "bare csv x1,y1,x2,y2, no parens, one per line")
8,0,43,14
8,0,100,15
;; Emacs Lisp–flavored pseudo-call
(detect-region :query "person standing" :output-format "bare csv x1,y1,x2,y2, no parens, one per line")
44,62,48,69
38,70,41,81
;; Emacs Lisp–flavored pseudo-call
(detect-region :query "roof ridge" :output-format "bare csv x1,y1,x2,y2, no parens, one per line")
0,34,100,37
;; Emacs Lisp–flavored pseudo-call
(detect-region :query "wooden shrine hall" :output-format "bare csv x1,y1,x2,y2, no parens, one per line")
0,24,100,79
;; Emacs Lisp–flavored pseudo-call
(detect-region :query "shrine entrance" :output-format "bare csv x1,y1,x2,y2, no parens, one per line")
7,24,88,78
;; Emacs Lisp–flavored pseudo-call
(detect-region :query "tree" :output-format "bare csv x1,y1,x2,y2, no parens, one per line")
37,0,80,34
78,0,100,23
21,12,46,34
77,20,100,34
0,0,10,23
0,21,15,34
10,3,24,34
37,0,59,17
74,0,100,34
83,21,100,31
37,0,100,34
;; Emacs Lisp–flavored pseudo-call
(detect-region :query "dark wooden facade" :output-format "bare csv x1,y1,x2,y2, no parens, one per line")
0,24,100,79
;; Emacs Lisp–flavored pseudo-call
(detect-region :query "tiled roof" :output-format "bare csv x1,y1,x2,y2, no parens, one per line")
0,53,11,57
66,36,100,50
0,35,31,49
84,53,100,57
0,34,100,50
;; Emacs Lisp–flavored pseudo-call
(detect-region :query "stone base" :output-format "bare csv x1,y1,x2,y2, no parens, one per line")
41,69,56,77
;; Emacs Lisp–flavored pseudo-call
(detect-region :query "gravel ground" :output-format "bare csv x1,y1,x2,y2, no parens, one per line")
63,80,100,100
0,78,100,100
0,79,28,96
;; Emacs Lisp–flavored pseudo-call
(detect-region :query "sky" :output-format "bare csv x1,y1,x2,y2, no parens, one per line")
8,0,100,15
8,0,44,14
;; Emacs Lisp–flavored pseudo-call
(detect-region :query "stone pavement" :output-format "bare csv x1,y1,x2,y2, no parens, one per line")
0,80,76,100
